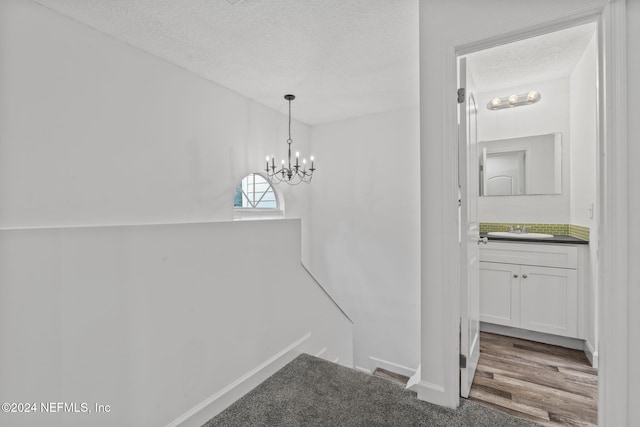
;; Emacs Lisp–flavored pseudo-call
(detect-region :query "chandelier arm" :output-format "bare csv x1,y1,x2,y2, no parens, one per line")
269,173,283,184
300,172,311,183
289,176,303,185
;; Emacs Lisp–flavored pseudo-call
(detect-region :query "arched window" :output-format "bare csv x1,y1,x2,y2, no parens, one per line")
233,173,283,219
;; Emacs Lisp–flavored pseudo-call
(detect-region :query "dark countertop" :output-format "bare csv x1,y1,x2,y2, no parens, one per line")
480,232,589,245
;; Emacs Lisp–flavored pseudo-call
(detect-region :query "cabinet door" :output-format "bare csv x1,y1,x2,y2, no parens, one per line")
520,266,578,337
479,262,520,327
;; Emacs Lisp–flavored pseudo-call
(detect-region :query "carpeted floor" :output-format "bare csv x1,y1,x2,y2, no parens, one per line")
203,354,541,426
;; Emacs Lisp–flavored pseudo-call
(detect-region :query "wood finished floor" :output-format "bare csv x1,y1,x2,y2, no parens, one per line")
469,332,598,427
372,367,411,385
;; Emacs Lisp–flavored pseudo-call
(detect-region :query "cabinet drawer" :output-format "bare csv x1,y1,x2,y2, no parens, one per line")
480,241,577,269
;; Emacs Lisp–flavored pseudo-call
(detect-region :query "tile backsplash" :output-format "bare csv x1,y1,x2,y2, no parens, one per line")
479,222,589,241
568,224,590,241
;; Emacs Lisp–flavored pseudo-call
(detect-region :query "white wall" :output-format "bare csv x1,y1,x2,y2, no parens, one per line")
418,0,608,409
309,108,420,373
0,0,312,263
569,35,598,228
476,78,571,223
0,220,352,427
626,0,640,423
569,33,599,362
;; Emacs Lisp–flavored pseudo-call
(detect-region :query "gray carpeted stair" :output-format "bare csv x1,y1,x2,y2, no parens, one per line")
204,354,541,426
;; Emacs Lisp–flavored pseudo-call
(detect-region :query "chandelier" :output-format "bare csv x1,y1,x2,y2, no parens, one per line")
265,94,315,184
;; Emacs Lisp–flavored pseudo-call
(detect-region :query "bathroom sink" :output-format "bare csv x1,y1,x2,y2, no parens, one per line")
487,231,554,239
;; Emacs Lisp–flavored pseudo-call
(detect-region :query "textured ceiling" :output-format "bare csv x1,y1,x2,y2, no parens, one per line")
29,1,595,125
467,23,597,93
32,0,419,125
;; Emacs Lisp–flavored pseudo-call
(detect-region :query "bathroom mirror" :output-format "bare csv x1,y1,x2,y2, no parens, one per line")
479,133,562,196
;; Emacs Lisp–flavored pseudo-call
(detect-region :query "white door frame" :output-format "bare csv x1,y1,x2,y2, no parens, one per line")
419,1,627,425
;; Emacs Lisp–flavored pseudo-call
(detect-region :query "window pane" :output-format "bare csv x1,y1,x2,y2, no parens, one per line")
233,186,243,207
258,200,277,208
234,173,279,210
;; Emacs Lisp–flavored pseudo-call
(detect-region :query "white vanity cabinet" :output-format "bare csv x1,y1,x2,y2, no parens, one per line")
479,241,579,338
479,262,520,327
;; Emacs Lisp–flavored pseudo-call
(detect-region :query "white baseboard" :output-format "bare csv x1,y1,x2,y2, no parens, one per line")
368,356,417,378
355,365,371,374
406,364,421,389
166,333,312,427
314,347,327,358
584,339,599,368
405,364,457,409
407,380,451,407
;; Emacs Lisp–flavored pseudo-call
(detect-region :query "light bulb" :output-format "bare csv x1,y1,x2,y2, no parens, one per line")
295,151,299,158
508,95,519,105
527,91,540,102
303,158,307,164
266,155,270,162
310,156,314,162
491,98,501,107
281,159,285,165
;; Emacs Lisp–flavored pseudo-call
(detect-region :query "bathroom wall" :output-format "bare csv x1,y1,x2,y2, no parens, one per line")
569,34,598,229
0,0,311,263
569,33,598,360
309,108,420,374
476,78,571,223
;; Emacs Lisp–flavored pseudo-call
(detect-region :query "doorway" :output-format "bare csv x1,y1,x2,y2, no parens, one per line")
457,21,600,426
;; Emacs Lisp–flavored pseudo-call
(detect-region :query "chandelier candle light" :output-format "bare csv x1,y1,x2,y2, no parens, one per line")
265,94,315,185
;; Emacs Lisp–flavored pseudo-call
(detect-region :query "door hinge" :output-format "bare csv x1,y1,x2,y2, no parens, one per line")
457,88,465,104
459,354,467,369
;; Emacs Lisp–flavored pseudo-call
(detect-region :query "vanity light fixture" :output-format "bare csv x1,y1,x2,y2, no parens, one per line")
487,91,541,110
265,94,315,185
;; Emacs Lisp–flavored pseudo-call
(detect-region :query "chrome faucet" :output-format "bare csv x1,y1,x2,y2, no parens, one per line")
508,225,527,234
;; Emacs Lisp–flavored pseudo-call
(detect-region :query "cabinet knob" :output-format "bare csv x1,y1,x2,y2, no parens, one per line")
522,274,528,279
513,274,518,278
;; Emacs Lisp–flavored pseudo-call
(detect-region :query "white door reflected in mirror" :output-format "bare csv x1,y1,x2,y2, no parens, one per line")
480,133,561,196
